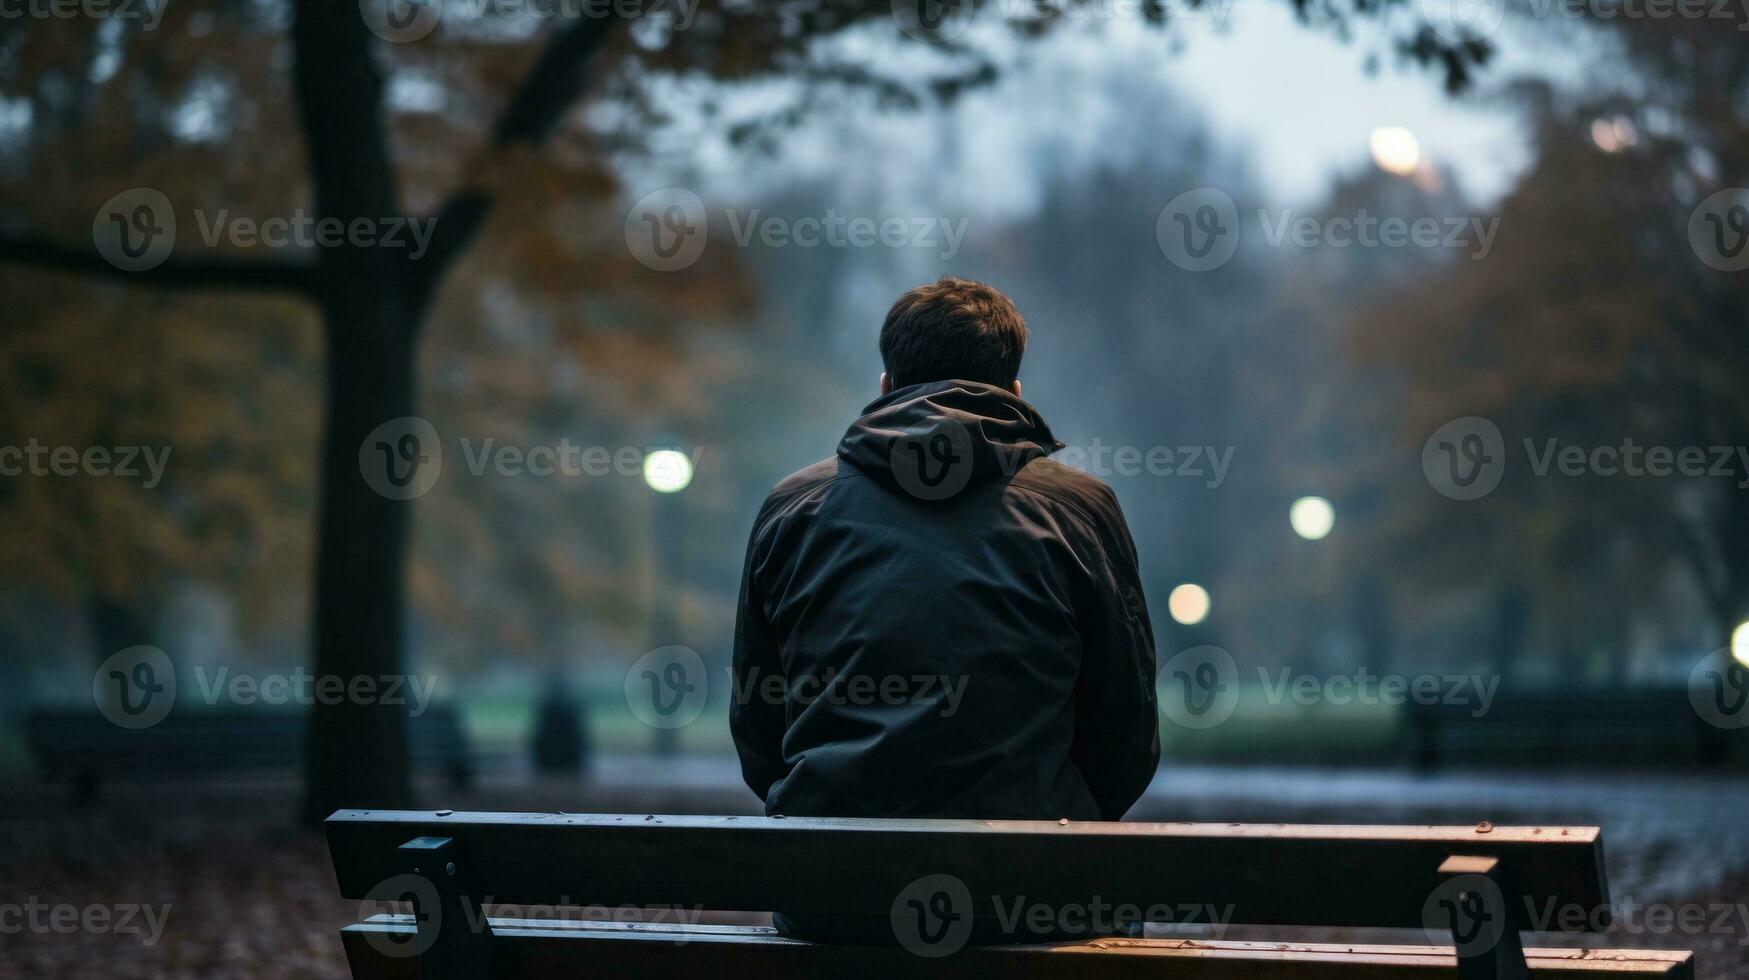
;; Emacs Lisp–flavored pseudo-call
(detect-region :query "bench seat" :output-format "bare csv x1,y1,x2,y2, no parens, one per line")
342,915,1695,978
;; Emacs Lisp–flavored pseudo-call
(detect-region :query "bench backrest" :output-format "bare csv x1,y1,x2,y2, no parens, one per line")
326,810,1607,931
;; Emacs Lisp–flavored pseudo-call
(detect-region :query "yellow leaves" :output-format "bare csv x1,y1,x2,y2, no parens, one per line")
5,15,777,668
0,273,320,628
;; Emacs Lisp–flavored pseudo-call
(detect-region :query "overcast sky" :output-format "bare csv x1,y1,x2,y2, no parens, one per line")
2,5,1598,218
1156,1,1539,204
637,3,1604,220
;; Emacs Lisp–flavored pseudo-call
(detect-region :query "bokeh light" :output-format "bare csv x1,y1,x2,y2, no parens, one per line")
1369,126,1421,176
1168,583,1211,625
1289,496,1335,540
642,449,694,493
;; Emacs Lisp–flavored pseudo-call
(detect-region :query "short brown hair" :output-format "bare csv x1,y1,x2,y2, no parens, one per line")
879,276,1028,390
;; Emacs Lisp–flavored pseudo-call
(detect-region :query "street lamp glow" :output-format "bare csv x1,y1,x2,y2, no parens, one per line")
1168,583,1211,626
1733,620,1749,668
1369,126,1421,176
642,449,693,493
1289,496,1335,540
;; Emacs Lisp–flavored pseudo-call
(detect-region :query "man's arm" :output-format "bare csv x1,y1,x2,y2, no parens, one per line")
1069,488,1161,820
730,517,788,801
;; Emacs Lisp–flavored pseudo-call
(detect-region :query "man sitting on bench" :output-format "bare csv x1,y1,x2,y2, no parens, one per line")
730,276,1161,944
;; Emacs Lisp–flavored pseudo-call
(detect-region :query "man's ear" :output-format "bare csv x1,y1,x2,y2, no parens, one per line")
1009,379,1023,398
880,372,893,396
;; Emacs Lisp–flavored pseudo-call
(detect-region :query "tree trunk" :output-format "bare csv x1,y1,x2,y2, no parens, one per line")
293,0,426,823
88,594,150,664
285,3,617,821
88,594,154,727
299,288,424,822
1347,573,1393,677
1487,584,1528,685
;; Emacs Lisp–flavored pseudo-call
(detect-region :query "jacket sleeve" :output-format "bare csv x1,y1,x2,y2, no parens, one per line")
730,513,788,802
1069,487,1161,820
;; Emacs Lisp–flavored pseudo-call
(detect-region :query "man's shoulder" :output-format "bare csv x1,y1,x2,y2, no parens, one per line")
768,456,851,498
749,457,863,540
1008,457,1124,524
757,456,867,518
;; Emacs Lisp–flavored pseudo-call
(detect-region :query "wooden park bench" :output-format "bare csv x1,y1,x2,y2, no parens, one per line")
326,810,1695,979
27,704,475,804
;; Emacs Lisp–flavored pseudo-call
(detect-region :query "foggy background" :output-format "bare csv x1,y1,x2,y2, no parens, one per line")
2,1,1747,975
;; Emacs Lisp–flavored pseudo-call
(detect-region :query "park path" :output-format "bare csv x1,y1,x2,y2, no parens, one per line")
1137,765,1749,901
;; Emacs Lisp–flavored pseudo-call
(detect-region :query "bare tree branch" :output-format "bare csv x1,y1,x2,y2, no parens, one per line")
0,232,316,294
417,17,624,279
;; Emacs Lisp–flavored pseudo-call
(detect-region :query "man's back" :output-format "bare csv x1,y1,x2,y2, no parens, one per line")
731,379,1161,823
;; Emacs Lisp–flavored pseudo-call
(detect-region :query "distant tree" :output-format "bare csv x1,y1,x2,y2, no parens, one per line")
1253,163,1483,676
1348,13,1749,674
981,122,1269,649
0,281,319,663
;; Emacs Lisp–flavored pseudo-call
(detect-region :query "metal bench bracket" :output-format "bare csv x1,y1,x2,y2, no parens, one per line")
400,835,493,979
1437,854,1528,980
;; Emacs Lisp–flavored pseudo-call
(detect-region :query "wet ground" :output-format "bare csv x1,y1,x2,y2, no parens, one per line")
2,760,1744,978
1143,764,1749,901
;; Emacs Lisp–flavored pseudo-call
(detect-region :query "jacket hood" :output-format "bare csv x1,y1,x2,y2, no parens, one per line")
836,380,1062,499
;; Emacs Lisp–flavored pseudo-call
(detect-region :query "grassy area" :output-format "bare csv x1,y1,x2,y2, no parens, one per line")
458,695,737,756
6,677,1723,778
1158,685,1408,765
458,683,1414,765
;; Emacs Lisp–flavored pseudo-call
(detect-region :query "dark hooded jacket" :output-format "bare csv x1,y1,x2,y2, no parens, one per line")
731,380,1160,827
